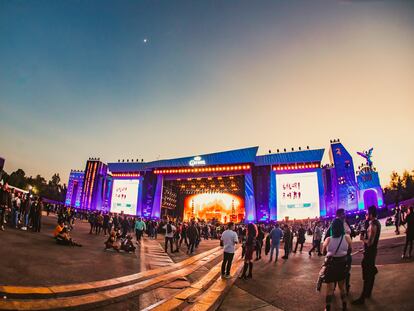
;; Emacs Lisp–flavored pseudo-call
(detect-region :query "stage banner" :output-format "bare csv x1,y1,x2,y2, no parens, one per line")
269,170,277,221
253,166,271,222
151,174,163,219
244,172,256,222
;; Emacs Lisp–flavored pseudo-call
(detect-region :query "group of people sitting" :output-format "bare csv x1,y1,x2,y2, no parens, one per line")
104,230,136,253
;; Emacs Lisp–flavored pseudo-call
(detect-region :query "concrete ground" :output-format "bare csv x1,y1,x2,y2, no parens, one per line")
0,215,142,286
1,215,413,311
220,228,414,311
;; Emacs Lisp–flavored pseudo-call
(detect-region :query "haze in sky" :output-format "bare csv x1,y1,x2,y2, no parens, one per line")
1,0,413,184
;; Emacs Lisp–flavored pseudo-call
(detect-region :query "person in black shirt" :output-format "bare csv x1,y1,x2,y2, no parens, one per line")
401,205,414,259
255,225,265,260
352,205,381,305
282,225,292,259
293,224,306,253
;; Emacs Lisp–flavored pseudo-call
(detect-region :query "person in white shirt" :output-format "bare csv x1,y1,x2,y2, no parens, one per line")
163,221,176,253
220,222,238,278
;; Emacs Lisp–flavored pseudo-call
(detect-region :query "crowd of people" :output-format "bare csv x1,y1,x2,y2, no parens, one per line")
0,183,45,232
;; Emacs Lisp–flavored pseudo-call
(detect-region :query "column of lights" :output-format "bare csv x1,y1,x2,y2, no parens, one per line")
112,173,140,178
154,164,251,175
273,162,321,171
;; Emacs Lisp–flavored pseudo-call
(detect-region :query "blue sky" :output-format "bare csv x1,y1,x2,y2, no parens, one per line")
1,0,413,183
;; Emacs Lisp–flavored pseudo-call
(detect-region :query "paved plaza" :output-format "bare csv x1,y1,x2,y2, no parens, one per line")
0,215,413,311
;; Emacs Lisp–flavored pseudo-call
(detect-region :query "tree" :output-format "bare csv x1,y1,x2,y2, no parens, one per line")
8,169,27,189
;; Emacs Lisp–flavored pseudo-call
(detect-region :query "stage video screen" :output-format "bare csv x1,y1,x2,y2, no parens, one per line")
276,172,320,220
110,179,140,215
184,193,245,223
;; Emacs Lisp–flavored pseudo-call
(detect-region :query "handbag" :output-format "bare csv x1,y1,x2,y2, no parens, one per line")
316,235,344,291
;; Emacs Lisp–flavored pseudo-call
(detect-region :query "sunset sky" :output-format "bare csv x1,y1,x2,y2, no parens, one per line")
1,0,413,185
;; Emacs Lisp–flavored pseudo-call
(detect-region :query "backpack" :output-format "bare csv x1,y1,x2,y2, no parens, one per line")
167,224,172,234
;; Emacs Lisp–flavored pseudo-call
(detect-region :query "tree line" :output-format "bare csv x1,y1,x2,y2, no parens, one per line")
0,169,67,202
383,170,414,206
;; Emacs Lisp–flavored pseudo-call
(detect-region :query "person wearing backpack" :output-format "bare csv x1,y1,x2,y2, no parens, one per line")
321,219,352,311
163,221,176,253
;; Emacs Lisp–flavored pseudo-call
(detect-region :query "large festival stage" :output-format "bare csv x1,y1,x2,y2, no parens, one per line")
65,140,384,222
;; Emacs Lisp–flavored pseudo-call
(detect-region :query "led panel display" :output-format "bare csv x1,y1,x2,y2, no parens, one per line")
110,179,140,215
276,172,320,220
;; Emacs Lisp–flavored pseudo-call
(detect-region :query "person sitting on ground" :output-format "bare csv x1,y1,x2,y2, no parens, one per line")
54,220,65,238
56,227,82,247
121,234,136,253
105,231,120,252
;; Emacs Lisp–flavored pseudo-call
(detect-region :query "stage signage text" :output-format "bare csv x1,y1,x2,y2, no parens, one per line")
189,156,206,167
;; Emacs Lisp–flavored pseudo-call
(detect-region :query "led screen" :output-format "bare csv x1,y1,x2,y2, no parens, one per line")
110,179,140,215
276,172,320,220
184,193,244,223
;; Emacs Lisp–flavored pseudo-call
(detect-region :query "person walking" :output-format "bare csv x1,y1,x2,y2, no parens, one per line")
163,221,176,253
321,219,352,311
401,205,414,259
324,208,354,293
352,205,381,305
294,224,306,253
309,222,323,256
135,217,146,244
220,222,238,278
268,223,283,262
239,223,258,280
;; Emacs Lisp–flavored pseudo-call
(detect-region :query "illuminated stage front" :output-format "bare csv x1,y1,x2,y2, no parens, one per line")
161,174,246,222
184,193,244,223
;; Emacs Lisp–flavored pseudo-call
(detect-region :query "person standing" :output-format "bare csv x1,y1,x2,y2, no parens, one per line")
33,199,43,232
394,206,402,235
221,222,238,278
21,194,31,231
239,223,258,280
163,221,176,253
95,212,104,235
401,205,414,259
0,184,9,231
103,213,110,235
88,212,95,234
255,225,265,260
187,221,198,254
282,225,292,259
294,224,306,253
352,205,381,305
135,217,146,244
309,222,323,256
321,219,352,311
179,223,188,247
121,216,130,238
324,208,353,294
268,223,283,262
